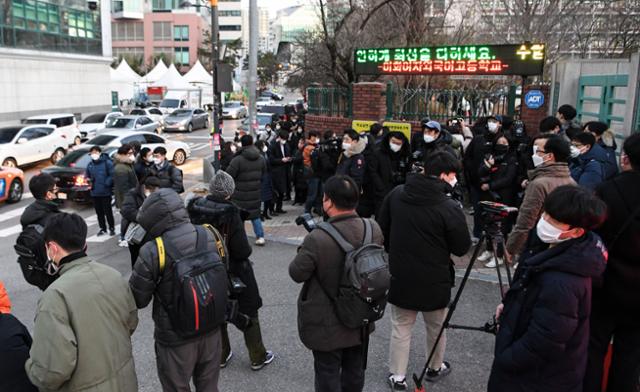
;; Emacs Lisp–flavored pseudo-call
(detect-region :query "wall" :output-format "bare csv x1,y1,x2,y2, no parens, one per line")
0,48,112,126
520,84,550,136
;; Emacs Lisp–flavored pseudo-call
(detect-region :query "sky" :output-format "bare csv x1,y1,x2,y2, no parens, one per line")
241,0,311,16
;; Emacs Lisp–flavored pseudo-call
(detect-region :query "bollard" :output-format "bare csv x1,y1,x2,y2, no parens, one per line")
202,156,216,184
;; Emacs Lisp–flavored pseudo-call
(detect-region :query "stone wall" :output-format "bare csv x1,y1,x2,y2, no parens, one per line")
520,84,551,136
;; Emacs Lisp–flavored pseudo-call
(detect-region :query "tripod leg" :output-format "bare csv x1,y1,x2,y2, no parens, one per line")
496,236,512,286
490,236,506,299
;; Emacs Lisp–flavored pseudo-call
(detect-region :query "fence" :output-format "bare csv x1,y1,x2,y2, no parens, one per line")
307,87,352,117
385,84,519,123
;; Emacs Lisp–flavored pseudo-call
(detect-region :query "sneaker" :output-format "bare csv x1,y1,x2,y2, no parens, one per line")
485,257,504,268
109,229,116,236
477,250,493,262
471,236,480,245
255,238,266,246
118,240,129,248
220,351,233,369
387,374,408,390
251,350,274,371
426,361,451,382
97,229,107,237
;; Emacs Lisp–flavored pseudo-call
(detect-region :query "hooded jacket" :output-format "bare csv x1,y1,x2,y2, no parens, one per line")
149,160,183,193
377,174,471,311
129,189,222,346
20,199,60,229
488,232,607,392
464,130,500,188
26,255,138,392
569,143,609,190
506,163,576,256
336,137,367,186
120,185,146,224
113,154,138,208
226,145,266,220
478,151,518,206
85,153,114,197
414,129,458,163
370,133,411,200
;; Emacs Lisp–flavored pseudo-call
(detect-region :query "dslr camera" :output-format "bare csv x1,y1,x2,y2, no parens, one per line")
295,213,318,232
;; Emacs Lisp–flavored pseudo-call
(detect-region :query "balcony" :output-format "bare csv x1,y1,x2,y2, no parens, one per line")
112,0,144,19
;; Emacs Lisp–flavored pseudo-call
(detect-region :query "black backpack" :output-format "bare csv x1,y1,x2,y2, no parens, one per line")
317,219,390,329
14,224,56,291
156,225,228,338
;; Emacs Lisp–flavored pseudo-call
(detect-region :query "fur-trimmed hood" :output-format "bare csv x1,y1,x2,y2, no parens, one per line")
342,136,367,158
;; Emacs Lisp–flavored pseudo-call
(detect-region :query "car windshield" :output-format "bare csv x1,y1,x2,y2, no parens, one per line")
56,150,93,168
169,110,192,117
109,118,135,128
130,109,145,115
83,113,107,123
0,127,21,144
224,102,241,108
160,99,180,108
86,135,117,146
23,119,47,124
261,106,285,115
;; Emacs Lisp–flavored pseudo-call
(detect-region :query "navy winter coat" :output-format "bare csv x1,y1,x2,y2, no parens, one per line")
85,154,114,197
569,143,609,190
488,232,607,392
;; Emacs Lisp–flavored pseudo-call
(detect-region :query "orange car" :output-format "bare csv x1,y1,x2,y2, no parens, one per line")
0,166,25,203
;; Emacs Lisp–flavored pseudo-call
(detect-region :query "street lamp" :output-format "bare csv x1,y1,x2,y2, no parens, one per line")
180,0,221,170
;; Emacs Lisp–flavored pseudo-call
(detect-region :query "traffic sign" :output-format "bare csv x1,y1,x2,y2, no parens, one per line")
524,90,545,109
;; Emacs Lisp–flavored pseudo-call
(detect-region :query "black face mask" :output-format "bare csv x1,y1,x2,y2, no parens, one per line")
494,145,509,155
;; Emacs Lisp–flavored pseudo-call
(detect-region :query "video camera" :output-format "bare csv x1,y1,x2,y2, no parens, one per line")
478,201,518,224
295,213,318,232
318,137,341,153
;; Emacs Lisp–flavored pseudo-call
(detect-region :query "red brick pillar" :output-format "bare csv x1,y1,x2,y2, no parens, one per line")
351,82,386,121
520,84,550,136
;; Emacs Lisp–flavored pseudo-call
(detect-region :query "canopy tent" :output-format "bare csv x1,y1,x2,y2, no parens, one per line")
110,67,136,101
140,60,168,84
151,63,193,89
115,59,141,81
183,60,213,85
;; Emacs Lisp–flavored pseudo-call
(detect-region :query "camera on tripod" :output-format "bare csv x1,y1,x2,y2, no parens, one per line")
295,213,318,232
478,201,518,223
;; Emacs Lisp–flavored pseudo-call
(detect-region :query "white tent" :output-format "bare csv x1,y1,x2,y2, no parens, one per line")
141,60,168,84
183,60,213,85
115,59,141,81
152,63,193,89
110,66,136,101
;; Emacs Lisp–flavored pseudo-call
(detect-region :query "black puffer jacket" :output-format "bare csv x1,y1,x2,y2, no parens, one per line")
370,134,411,200
464,131,500,188
488,232,607,392
377,174,471,311
478,152,518,206
226,145,266,220
120,185,145,224
412,129,458,162
188,196,262,316
149,161,183,192
129,189,221,346
20,199,60,229
0,313,38,392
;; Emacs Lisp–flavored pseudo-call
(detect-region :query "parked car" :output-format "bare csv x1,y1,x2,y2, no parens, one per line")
41,147,117,203
0,125,67,168
129,107,165,128
164,109,209,132
260,90,284,101
222,101,248,119
258,105,286,117
79,112,124,140
23,113,82,146
238,113,276,134
101,115,161,134
0,166,25,203
83,131,190,165
256,96,274,110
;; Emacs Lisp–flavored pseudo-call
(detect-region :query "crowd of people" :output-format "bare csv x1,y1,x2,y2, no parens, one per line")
2,102,639,392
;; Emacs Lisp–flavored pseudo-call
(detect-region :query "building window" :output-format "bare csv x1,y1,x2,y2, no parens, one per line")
153,21,172,41
174,47,189,65
219,10,241,17
152,0,179,11
113,47,144,57
112,21,144,41
219,25,241,31
173,25,189,41
153,47,174,62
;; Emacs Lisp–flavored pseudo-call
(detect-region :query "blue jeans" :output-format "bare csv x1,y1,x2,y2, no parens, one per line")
305,177,323,214
251,218,264,239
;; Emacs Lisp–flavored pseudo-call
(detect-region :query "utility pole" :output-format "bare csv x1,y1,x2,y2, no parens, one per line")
248,0,258,137
210,0,221,169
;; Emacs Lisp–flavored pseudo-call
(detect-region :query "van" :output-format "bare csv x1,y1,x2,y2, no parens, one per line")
159,89,202,115
24,113,82,147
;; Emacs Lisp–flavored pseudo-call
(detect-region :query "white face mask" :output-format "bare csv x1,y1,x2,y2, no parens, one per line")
153,157,163,165
230,145,237,153
342,142,351,151
423,134,435,144
536,215,571,244
280,139,287,145
145,155,153,163
389,143,402,153
488,122,499,133
90,153,100,161
276,124,281,130
262,146,268,153
144,190,151,197
570,145,581,158
128,155,136,163
45,245,60,276
446,176,458,188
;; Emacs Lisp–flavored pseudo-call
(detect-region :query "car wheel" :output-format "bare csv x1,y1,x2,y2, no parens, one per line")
51,148,65,164
187,123,193,133
7,179,23,203
173,149,187,166
2,158,17,168
74,136,82,145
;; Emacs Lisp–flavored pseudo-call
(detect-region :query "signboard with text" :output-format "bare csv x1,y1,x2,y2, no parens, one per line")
355,43,545,76
352,120,413,141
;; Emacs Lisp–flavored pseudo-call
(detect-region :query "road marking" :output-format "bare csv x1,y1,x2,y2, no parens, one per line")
0,206,27,223
191,144,210,152
180,136,212,140
0,224,22,237
86,233,116,243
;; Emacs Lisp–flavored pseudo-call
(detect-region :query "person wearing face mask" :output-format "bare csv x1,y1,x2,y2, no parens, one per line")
505,135,575,261
336,129,367,188
378,151,471,389
220,141,237,171
134,147,154,181
149,146,184,193
368,131,410,217
568,132,609,190
113,144,139,247
488,185,607,392
121,176,161,267
413,119,457,162
85,146,116,236
255,140,275,221
268,130,292,214
26,213,139,392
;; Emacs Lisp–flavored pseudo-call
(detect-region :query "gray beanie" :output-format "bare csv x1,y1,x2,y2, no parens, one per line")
209,171,235,199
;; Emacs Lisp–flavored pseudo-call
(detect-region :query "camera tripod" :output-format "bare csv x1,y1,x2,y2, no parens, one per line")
413,216,513,391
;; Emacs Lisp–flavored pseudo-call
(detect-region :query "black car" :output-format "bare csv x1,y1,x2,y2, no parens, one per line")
41,147,117,203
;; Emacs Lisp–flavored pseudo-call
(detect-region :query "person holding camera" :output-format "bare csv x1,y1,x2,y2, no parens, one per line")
289,175,384,392
489,185,607,392
378,151,471,390
187,171,274,371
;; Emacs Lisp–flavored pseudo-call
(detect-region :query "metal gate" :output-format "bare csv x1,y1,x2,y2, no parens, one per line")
576,75,628,129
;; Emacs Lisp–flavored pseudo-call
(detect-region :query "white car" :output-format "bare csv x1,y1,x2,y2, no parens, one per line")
79,112,123,140
222,101,248,119
256,96,273,109
129,108,165,128
83,131,191,166
0,125,67,167
24,113,82,147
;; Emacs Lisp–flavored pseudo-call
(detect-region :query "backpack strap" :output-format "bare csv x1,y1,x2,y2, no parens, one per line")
317,222,354,253
156,237,166,273
363,219,372,245
155,226,207,273
202,224,229,267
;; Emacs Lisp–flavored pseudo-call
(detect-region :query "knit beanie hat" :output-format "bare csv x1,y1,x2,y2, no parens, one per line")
209,171,235,199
